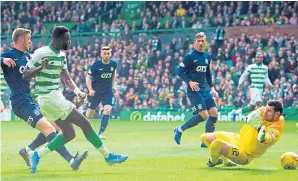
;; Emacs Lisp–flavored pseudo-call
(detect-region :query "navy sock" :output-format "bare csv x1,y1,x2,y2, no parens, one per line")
99,114,109,134
181,114,204,131
205,116,217,133
28,132,47,150
46,132,73,163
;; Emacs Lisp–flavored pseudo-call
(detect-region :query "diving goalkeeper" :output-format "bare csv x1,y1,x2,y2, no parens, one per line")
201,100,284,167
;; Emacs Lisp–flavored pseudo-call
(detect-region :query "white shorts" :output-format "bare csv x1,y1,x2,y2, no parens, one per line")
249,88,263,105
37,90,75,121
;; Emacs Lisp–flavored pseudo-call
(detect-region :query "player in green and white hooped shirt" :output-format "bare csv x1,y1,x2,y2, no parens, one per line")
231,52,273,121
23,26,128,173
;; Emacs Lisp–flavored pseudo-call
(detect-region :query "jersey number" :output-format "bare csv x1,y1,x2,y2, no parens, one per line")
232,147,240,156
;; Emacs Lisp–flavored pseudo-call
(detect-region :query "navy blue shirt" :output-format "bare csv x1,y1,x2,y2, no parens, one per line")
88,60,117,94
1,48,31,100
178,50,212,92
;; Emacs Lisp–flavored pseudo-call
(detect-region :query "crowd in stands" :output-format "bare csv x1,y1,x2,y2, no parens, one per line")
1,30,297,116
1,1,298,35
1,1,298,117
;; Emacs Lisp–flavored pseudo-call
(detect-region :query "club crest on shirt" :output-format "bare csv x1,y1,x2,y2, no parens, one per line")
205,59,208,64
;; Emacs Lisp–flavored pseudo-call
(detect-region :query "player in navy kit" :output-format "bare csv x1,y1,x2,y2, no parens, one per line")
174,32,220,147
83,46,117,139
1,28,87,171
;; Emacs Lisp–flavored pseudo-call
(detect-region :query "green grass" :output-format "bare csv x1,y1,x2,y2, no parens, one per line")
1,120,298,181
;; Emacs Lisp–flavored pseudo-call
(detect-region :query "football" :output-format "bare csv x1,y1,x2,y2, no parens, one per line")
280,152,298,170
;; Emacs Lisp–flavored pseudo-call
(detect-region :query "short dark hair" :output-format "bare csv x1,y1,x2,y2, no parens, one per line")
52,26,69,39
267,100,283,114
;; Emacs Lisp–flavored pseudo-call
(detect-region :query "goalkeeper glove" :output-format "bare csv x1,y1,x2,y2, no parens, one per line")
246,110,263,128
257,125,266,143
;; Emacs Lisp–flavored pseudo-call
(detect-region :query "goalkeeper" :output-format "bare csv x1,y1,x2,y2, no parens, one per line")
200,100,284,167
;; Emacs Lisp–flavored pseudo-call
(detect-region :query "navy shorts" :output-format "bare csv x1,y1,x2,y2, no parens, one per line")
87,92,115,110
11,95,43,128
187,90,217,115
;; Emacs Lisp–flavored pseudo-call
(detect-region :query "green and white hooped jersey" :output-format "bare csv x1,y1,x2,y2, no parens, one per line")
0,69,8,97
27,45,67,95
246,64,269,91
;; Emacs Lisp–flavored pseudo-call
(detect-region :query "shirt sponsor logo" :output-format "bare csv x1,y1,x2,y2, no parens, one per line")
196,66,207,72
101,73,112,78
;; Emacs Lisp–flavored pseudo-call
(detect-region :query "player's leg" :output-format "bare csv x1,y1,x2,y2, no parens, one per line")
201,132,237,166
232,88,260,121
207,139,249,167
98,105,112,138
29,91,88,173
83,94,100,119
24,121,61,152
54,120,88,170
201,92,218,147
98,94,114,138
30,119,88,172
63,108,128,165
12,100,56,168
174,92,208,145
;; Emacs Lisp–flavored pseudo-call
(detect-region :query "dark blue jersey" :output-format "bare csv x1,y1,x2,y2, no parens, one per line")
88,60,117,94
178,50,212,92
1,48,31,100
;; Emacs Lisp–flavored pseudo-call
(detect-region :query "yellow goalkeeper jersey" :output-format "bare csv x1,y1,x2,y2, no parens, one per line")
238,107,284,158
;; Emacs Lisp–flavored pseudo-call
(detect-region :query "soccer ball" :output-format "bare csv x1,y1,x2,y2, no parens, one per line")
280,152,298,170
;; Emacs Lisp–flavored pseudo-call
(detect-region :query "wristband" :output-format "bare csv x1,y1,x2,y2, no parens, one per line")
74,87,81,95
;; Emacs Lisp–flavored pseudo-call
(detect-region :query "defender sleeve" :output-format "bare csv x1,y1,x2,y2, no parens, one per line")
88,63,96,76
178,54,191,84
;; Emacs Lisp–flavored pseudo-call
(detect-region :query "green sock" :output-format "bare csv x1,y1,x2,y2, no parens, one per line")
241,106,252,114
47,134,67,151
86,130,103,149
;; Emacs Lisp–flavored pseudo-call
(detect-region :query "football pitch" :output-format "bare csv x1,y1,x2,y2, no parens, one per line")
1,120,297,181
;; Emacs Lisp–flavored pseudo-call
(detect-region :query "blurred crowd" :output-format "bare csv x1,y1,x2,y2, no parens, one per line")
1,31,297,116
1,1,298,35
1,1,298,117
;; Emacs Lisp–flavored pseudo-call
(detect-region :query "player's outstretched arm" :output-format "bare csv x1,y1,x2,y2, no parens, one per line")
22,59,49,80
61,69,86,100
258,123,283,144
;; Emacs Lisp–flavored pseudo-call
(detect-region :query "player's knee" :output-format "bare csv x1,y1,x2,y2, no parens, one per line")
210,139,222,150
50,122,61,132
36,117,56,136
200,133,210,146
63,129,76,142
103,105,112,114
199,110,208,120
204,133,216,144
86,110,95,119
80,118,93,136
209,111,218,118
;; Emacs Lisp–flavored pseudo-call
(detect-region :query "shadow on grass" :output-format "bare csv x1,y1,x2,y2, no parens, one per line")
199,166,278,174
